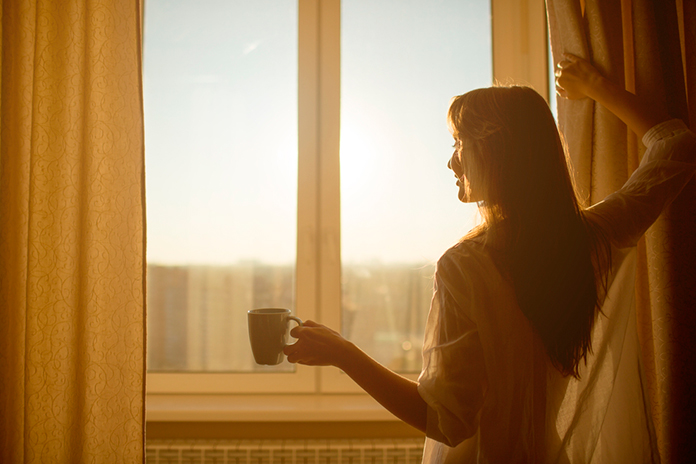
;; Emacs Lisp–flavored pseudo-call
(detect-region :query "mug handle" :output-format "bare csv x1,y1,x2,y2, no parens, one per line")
287,315,303,329
284,316,303,348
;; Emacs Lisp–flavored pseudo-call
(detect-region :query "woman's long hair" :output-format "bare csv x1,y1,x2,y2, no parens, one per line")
448,86,610,378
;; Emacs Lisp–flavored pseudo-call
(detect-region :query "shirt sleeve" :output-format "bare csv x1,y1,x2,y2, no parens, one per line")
417,247,487,447
585,119,696,248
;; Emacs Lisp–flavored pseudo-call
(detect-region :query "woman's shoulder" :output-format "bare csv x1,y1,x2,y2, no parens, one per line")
439,237,486,262
437,236,501,281
434,235,516,324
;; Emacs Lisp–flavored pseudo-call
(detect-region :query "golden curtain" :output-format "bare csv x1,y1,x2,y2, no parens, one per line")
0,0,146,462
547,0,696,462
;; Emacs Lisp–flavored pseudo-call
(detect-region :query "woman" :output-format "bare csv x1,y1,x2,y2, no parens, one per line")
283,55,696,463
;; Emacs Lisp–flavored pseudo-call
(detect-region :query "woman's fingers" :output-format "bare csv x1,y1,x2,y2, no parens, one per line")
284,337,307,363
283,320,346,367
555,53,579,78
286,347,301,364
289,325,302,338
289,319,319,338
556,59,573,71
554,54,592,100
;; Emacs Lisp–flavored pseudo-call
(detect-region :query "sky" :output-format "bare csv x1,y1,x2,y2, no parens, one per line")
143,0,492,266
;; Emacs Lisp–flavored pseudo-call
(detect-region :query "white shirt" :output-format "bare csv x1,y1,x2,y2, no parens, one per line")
417,120,696,463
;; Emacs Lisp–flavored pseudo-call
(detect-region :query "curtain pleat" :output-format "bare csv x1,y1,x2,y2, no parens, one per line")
0,1,146,463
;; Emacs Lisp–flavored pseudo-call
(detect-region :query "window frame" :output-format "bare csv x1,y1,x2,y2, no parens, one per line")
146,0,548,403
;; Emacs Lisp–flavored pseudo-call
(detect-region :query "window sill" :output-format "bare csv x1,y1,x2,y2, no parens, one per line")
147,393,400,422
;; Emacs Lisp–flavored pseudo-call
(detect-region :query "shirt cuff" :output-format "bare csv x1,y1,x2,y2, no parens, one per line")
642,119,688,148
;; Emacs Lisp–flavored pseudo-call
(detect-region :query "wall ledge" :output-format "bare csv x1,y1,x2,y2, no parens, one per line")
147,393,400,422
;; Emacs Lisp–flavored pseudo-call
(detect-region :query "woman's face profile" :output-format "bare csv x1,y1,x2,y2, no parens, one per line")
448,138,482,203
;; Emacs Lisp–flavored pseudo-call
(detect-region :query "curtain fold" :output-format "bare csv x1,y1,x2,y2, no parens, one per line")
0,0,146,462
547,0,696,462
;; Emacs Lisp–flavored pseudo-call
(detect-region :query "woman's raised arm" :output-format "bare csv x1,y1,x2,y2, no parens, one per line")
554,53,669,140
556,54,696,247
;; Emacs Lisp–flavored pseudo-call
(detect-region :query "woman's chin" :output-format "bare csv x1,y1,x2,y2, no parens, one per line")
458,189,482,203
458,191,473,203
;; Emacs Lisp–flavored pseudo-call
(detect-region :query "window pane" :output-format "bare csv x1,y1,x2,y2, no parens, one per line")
340,0,491,372
144,0,298,373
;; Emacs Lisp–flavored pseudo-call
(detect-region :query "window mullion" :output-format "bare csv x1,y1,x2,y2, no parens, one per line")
297,0,321,330
316,0,341,332
315,0,343,393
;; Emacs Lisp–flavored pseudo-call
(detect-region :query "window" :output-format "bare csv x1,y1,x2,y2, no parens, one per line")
145,0,548,396
145,0,299,376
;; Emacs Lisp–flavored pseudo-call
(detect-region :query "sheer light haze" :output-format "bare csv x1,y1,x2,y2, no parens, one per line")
144,0,491,266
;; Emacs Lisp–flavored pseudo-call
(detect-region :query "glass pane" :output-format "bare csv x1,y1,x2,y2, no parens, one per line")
341,0,491,372
144,0,298,372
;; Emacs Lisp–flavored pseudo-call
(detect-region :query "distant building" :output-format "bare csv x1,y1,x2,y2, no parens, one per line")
147,262,433,373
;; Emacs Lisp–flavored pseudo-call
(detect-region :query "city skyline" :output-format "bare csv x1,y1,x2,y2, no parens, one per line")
147,261,432,373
